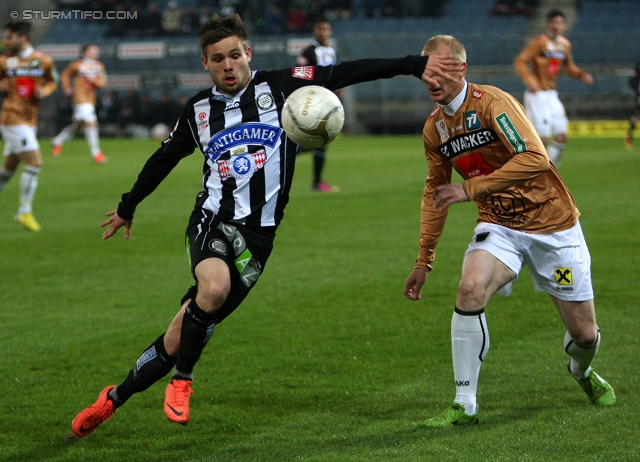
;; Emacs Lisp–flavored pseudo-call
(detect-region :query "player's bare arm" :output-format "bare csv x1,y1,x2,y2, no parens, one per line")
432,183,469,211
404,268,428,301
101,209,132,240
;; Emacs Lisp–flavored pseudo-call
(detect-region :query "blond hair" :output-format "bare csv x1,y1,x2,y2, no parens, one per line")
422,35,467,63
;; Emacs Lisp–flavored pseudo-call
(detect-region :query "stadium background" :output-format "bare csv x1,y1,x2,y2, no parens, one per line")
0,0,637,137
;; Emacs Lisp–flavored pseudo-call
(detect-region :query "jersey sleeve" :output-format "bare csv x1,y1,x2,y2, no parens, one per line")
561,41,587,81
415,129,451,272
40,56,59,98
61,61,77,93
93,63,107,89
463,95,549,201
118,101,198,219
296,46,316,66
513,37,540,88
270,55,429,98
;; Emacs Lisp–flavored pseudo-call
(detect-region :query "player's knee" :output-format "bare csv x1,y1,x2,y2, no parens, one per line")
570,328,598,348
195,278,230,313
456,278,489,309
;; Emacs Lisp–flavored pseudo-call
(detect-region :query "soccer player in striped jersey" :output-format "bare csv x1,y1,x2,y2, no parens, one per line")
296,17,340,192
404,35,614,427
51,44,108,164
514,9,593,165
0,21,58,232
71,13,461,437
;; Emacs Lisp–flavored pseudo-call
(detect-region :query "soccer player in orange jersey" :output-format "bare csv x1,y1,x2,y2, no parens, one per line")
404,35,614,427
514,9,593,165
0,21,58,231
52,44,107,164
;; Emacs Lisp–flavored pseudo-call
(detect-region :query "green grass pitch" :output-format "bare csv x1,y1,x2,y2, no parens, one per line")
0,135,638,461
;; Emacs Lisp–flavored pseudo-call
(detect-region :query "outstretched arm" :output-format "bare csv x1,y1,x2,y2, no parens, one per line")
101,210,132,240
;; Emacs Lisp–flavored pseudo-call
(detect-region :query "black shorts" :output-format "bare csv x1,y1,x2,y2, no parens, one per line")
183,193,274,324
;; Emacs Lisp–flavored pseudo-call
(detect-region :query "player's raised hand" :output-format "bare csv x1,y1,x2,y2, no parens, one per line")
422,52,463,85
101,209,132,240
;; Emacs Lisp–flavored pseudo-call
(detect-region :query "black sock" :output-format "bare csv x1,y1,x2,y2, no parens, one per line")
109,334,177,407
313,151,325,185
173,299,215,379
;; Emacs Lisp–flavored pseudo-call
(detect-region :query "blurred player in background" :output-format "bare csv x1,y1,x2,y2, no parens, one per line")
514,9,593,165
404,35,615,427
624,61,639,151
0,21,58,232
52,44,107,164
296,17,340,192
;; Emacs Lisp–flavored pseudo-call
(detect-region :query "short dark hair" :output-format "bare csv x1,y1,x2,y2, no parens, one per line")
198,14,248,57
314,16,330,26
82,43,96,53
5,21,31,38
546,9,565,21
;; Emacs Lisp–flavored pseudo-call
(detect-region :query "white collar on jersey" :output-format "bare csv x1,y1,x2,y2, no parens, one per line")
438,80,468,116
19,46,34,59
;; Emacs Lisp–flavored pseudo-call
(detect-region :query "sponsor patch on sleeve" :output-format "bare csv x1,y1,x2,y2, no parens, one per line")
292,66,314,80
495,112,526,153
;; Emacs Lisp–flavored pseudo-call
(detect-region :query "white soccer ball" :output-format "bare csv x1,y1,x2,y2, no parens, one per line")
282,85,344,149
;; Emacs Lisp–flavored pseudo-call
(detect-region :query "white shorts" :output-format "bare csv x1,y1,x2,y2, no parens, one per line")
0,124,39,156
465,221,594,302
523,89,568,139
73,103,98,123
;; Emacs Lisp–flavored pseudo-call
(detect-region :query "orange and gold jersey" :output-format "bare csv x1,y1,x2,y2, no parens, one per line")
415,83,580,272
514,33,587,91
0,49,58,126
61,58,106,106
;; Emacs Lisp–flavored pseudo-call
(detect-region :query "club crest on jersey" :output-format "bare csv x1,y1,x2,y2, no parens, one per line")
292,66,314,80
218,150,266,180
473,90,485,99
205,122,283,162
465,110,481,130
256,92,275,110
435,119,449,141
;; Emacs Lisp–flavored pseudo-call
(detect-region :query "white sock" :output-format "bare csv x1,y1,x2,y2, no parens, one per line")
547,141,565,164
52,124,75,146
18,166,40,215
0,167,15,192
85,127,101,156
451,308,490,415
565,329,600,379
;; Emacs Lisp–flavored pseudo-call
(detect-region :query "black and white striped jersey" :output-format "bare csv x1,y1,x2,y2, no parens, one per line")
117,55,429,230
296,40,337,67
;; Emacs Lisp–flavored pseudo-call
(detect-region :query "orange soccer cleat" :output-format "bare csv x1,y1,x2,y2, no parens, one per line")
164,379,194,425
71,385,117,437
51,145,62,157
93,152,108,164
